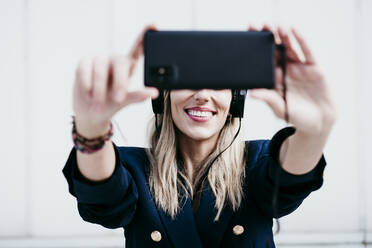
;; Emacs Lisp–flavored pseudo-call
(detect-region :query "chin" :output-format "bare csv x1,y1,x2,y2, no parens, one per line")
181,127,217,142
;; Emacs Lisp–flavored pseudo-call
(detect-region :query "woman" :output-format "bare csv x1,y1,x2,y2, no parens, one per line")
63,24,337,247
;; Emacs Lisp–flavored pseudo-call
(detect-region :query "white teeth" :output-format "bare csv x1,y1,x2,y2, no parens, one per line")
187,110,212,117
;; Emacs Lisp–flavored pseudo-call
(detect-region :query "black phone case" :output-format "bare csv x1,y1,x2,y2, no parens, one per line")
144,30,275,90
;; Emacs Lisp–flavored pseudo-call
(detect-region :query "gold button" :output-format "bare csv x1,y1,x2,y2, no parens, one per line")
233,225,244,235
151,230,162,242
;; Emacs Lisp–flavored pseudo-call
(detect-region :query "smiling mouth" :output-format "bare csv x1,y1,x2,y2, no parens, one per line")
185,109,216,117
184,108,217,122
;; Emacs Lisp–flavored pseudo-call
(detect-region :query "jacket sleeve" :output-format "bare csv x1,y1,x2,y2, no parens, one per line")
246,127,326,218
62,142,138,229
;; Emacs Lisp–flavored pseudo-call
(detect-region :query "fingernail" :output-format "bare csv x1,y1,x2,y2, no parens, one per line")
150,89,159,99
151,90,159,98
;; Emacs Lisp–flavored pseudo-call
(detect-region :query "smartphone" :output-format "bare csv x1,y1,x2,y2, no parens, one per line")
144,30,275,90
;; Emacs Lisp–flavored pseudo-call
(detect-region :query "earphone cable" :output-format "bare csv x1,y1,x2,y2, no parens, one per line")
192,117,242,211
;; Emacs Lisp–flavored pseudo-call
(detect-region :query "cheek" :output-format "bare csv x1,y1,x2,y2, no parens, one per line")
171,105,182,125
170,98,187,132
170,101,184,123
170,92,182,118
170,90,192,113
219,94,232,115
218,90,232,108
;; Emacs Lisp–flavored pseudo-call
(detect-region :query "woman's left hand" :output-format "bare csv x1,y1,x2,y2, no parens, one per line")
248,25,337,135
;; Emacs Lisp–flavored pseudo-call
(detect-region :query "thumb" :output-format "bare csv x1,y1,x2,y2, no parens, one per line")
249,89,286,119
120,87,159,107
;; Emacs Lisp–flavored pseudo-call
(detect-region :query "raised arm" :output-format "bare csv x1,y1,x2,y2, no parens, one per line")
248,25,337,174
63,25,159,229
73,25,159,182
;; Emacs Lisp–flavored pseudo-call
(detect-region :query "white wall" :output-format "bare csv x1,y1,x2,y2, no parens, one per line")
0,0,371,247
0,0,27,237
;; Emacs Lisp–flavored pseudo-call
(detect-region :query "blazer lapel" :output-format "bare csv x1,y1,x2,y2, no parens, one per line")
142,154,202,248
158,195,203,248
194,183,234,247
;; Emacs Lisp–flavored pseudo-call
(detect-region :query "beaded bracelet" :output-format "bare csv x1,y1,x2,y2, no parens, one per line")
72,116,113,154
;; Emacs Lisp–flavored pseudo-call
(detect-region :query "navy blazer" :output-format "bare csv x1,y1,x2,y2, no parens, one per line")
63,127,326,248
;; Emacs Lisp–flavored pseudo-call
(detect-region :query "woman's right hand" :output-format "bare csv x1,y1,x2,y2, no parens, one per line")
73,25,159,138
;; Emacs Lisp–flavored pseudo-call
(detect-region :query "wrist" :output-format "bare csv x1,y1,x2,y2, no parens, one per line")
72,116,113,154
74,117,111,139
295,112,336,137
293,125,331,146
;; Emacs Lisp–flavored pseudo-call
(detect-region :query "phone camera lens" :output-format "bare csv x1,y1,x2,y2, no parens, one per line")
158,67,166,75
150,65,175,84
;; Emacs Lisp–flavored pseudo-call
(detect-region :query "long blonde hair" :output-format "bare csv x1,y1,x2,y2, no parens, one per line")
146,91,246,221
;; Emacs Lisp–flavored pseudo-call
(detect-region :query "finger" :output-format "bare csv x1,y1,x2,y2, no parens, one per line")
275,67,284,96
120,87,159,107
262,23,281,44
248,24,259,31
277,26,302,63
92,56,110,108
110,55,130,103
128,24,158,77
75,57,93,99
291,27,316,65
129,25,156,60
249,89,285,119
147,87,160,99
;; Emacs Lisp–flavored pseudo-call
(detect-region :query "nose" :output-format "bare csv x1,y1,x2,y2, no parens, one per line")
193,89,211,104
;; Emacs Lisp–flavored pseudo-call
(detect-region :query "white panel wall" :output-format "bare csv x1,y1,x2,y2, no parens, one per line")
274,0,360,233
359,0,372,240
0,0,371,247
27,0,115,237
0,0,27,236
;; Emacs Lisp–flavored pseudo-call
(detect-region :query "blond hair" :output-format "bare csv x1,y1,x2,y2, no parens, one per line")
146,91,246,221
